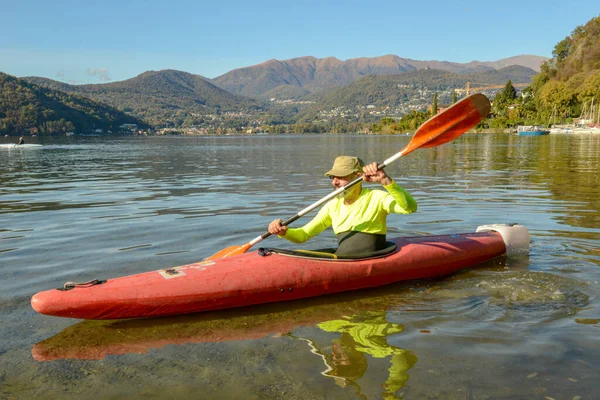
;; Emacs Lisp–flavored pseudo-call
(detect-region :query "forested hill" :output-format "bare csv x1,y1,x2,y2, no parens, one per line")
0,72,146,136
25,70,266,127
530,15,600,120
298,66,537,121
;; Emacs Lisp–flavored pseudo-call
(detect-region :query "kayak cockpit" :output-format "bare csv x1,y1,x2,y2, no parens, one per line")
257,241,398,261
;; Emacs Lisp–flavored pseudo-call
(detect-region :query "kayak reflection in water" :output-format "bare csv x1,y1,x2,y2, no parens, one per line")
268,156,417,256
290,311,417,398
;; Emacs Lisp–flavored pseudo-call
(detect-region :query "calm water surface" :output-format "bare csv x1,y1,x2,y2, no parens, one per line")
1,134,599,399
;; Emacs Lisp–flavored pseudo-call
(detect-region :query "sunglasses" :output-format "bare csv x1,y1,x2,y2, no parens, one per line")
329,173,359,180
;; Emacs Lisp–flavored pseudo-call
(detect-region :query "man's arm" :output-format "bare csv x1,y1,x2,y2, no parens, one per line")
383,181,417,214
269,205,332,244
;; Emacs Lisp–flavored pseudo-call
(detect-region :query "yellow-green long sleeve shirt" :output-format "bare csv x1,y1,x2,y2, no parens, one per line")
281,181,417,244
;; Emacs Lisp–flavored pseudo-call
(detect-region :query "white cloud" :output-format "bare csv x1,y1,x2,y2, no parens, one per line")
87,68,111,82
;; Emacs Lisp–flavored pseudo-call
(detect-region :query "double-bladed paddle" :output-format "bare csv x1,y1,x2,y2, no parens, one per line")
206,93,491,261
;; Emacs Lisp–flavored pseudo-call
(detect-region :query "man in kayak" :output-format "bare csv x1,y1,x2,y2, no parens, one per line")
16,135,25,145
268,156,417,256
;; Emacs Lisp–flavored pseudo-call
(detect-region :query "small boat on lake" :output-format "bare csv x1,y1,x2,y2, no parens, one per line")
31,224,529,320
517,126,550,136
0,143,43,148
549,124,600,134
549,125,574,134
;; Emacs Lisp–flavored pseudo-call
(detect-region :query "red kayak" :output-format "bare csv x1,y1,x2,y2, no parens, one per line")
31,224,529,320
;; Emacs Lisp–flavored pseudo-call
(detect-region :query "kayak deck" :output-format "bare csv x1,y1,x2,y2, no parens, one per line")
31,230,511,320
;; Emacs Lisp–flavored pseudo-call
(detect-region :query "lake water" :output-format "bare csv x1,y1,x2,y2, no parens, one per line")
1,134,599,399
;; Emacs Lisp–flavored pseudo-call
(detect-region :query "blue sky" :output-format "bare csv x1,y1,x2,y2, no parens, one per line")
1,0,598,84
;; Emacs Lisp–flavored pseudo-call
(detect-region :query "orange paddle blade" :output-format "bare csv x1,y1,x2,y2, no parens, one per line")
406,93,490,154
205,243,252,261
422,105,489,147
421,93,491,148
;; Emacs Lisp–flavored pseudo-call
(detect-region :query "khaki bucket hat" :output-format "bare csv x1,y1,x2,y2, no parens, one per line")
324,156,365,177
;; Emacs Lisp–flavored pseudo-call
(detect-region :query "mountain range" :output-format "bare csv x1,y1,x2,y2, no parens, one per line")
12,53,547,130
213,54,547,98
25,70,265,127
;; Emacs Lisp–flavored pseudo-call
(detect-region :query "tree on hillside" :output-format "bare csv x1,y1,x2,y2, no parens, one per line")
502,80,517,101
452,90,458,104
493,80,518,114
539,80,575,121
519,87,538,121
553,36,572,63
432,92,438,115
576,71,600,103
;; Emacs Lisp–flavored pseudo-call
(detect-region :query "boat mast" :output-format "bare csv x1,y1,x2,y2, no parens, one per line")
579,101,588,126
549,104,557,127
